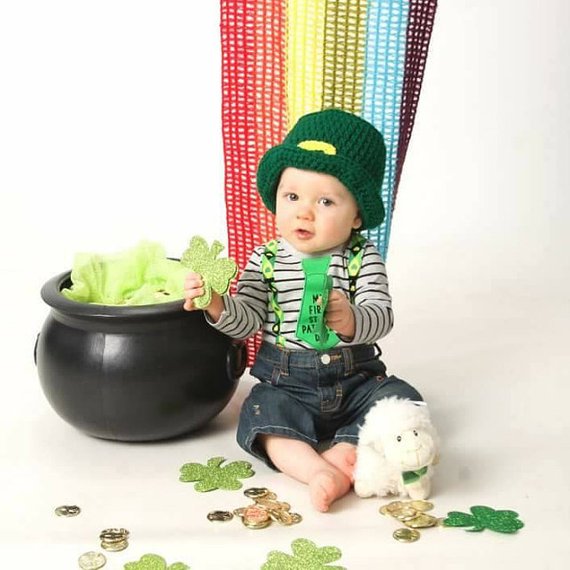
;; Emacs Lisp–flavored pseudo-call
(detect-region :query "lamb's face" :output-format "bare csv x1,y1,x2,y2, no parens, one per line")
383,428,435,471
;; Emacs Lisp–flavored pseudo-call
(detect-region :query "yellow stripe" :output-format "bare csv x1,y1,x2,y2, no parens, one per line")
322,0,368,114
287,0,327,129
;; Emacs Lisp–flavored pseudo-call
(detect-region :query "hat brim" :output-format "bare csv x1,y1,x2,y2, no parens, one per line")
256,145,385,230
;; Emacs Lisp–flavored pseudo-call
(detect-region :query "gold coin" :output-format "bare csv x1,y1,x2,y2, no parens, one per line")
242,517,271,529
392,507,420,521
244,487,270,499
100,539,128,552
385,501,405,513
393,528,421,543
409,500,434,512
404,513,439,529
255,498,291,511
55,505,81,517
78,551,106,570
268,509,291,524
288,512,302,525
269,509,303,525
379,505,392,516
99,528,129,542
207,510,233,522
242,506,271,529
243,506,270,523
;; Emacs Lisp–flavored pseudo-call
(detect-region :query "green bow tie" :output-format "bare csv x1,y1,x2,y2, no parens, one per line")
402,465,429,485
296,256,340,350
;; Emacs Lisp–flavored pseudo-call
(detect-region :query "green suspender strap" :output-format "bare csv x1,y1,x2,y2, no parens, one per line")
261,239,286,347
261,233,367,350
347,232,366,303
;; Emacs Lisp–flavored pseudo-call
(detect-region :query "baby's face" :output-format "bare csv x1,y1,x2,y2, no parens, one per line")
275,167,361,255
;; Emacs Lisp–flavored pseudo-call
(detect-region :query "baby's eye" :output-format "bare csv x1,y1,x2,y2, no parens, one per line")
285,192,299,201
318,197,334,206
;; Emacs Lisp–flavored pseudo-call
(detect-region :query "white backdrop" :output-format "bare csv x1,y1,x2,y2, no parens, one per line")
1,1,569,569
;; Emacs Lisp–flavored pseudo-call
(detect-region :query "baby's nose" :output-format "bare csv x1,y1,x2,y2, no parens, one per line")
296,204,314,220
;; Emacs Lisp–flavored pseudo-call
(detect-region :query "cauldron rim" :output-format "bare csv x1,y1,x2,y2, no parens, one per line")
41,270,187,320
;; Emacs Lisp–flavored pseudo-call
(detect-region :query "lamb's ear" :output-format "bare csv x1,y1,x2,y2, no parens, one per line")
411,401,434,427
411,401,429,417
357,427,388,459
356,423,373,446
357,422,382,448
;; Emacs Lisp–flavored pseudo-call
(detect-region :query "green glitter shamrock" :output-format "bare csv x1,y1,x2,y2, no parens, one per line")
443,505,524,533
180,236,238,308
261,538,346,570
179,456,254,491
124,553,190,570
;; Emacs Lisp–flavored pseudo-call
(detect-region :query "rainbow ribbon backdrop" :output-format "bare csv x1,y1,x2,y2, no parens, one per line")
221,0,437,362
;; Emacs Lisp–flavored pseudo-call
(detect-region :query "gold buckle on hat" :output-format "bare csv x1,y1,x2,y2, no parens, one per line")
297,140,337,155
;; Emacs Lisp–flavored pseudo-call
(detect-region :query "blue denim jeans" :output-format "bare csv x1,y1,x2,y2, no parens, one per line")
236,342,423,469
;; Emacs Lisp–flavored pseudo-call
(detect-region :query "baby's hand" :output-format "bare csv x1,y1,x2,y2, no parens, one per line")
325,290,355,340
183,271,205,311
183,271,224,322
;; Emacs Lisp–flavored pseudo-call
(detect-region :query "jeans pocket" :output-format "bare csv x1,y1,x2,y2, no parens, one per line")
349,359,386,380
366,358,387,379
251,359,278,384
348,371,369,383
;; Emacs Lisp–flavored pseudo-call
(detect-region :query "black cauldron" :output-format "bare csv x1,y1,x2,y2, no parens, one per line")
35,270,246,442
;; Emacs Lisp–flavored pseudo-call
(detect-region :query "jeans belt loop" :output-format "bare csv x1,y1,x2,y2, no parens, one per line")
280,347,290,376
341,347,353,375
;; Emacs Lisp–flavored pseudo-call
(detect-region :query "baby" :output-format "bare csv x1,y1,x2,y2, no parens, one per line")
184,109,422,511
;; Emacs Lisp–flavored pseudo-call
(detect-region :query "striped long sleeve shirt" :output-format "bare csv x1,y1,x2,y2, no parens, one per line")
209,237,393,349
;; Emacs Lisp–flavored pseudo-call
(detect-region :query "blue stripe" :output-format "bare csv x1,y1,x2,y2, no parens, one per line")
361,0,409,259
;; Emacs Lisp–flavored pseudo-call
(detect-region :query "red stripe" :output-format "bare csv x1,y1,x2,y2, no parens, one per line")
221,1,287,364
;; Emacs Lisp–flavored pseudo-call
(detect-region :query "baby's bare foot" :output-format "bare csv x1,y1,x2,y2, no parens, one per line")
321,443,357,482
309,469,351,512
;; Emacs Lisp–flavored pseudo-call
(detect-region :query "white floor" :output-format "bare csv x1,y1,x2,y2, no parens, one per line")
1,250,569,569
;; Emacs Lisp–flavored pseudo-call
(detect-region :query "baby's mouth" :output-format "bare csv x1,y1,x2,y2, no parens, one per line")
294,229,313,240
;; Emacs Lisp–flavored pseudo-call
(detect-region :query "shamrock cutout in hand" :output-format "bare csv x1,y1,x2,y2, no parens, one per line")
443,505,524,533
124,553,190,570
179,456,254,492
181,236,238,308
262,538,345,570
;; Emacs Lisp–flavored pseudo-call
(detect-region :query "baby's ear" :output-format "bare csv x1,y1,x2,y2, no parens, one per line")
352,213,362,230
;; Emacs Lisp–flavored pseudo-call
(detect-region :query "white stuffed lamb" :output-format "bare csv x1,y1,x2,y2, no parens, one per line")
353,396,439,500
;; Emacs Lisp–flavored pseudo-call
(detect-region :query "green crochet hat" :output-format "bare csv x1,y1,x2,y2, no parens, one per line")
256,109,386,230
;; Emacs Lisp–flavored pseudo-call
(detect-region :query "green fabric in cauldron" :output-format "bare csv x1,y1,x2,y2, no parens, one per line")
61,241,188,306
